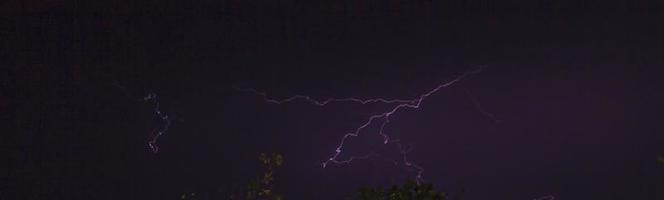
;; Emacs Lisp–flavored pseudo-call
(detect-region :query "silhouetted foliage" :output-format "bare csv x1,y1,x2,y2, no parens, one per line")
245,152,284,200
180,192,199,200
355,180,447,200
179,153,452,200
179,152,284,200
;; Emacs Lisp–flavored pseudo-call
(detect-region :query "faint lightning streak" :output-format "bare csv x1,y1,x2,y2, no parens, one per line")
237,67,484,184
103,73,175,153
465,88,501,123
233,87,417,105
143,93,171,153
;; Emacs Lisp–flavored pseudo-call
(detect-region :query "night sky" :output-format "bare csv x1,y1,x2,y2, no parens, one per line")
2,0,664,199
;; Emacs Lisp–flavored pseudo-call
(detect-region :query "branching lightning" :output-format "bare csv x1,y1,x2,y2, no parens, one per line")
237,67,486,184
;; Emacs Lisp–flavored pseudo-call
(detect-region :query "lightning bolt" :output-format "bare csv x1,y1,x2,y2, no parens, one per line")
236,67,485,184
143,93,171,153
102,72,175,153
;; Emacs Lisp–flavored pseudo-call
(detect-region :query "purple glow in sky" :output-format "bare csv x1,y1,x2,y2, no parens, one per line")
5,0,662,199
237,67,486,184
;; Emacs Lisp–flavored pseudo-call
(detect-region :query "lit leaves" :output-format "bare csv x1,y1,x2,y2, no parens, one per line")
248,152,284,200
259,152,284,167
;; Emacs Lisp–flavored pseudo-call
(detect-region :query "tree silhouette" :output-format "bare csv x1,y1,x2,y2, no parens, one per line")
356,180,447,200
245,152,284,200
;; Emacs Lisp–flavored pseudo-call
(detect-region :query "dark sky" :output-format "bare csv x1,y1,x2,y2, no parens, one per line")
3,0,663,199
